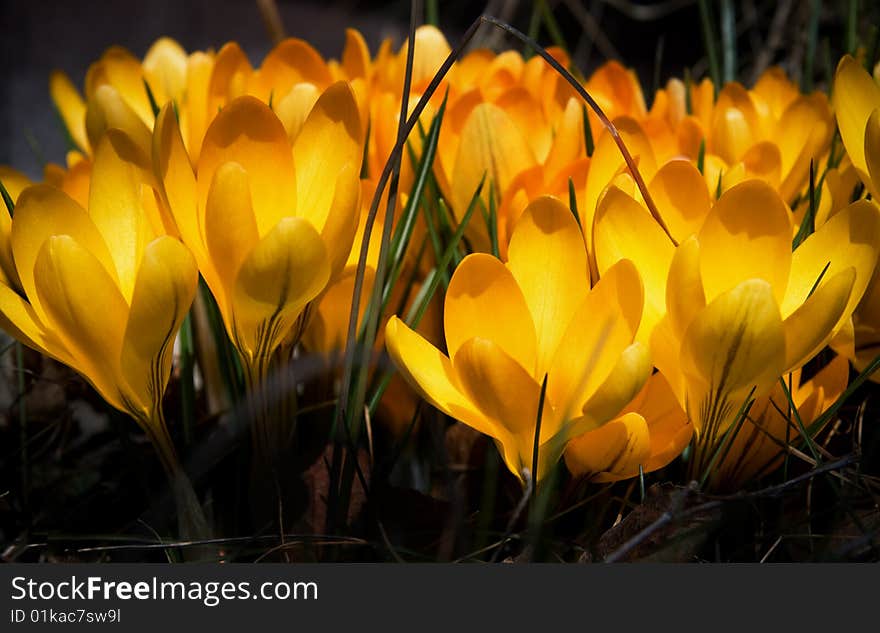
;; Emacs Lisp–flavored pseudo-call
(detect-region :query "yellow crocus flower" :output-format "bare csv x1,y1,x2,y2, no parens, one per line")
385,196,650,482
0,132,198,475
153,81,362,386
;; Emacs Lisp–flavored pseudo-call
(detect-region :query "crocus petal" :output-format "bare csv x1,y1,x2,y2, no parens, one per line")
594,186,673,343
444,253,537,374
0,282,67,362
341,28,371,80
697,180,792,304
648,159,711,243
384,316,496,438
142,37,188,103
153,104,217,286
637,372,693,471
681,279,786,434
33,236,127,411
450,102,535,227
231,217,330,360
292,81,362,233
121,237,198,416
205,162,260,304
506,196,589,376
833,55,880,178
453,337,551,476
256,37,332,101
274,82,320,141
198,95,296,238
12,185,118,325
86,45,152,123
316,164,361,281
782,199,880,320
572,342,653,440
666,236,706,340
89,131,154,302
564,412,651,481
782,267,855,372
85,85,153,171
49,70,89,154
548,258,644,417
206,41,253,114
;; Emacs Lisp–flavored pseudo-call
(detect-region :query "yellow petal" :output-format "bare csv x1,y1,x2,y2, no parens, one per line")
121,236,198,416
833,55,880,178
384,316,495,438
12,185,118,325
86,45,152,123
636,372,693,471
453,337,551,477
49,70,89,154
564,412,651,481
85,84,153,170
183,51,215,161
89,132,154,301
143,37,188,103
572,342,653,440
205,162,260,300
0,282,67,362
256,37,332,100
740,141,782,187
317,163,361,281
775,95,832,201
697,180,792,304
681,279,786,434
783,267,855,372
710,83,760,164
292,81,363,233
444,252,537,375
303,267,374,354
198,95,296,238
548,260,644,420
274,82,320,141
667,236,706,340
451,102,536,228
506,196,589,376
648,159,711,243
231,217,330,361
594,186,673,343
206,41,253,114
782,199,880,321
341,28,371,80
33,236,127,411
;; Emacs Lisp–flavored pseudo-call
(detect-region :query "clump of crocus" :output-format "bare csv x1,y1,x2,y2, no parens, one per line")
0,131,203,534
601,179,879,477
153,81,363,464
386,196,650,482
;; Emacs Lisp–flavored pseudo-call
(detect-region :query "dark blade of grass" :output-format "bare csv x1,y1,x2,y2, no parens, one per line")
17,342,28,511
198,280,244,402
698,387,756,489
581,104,594,157
697,139,706,174
803,0,821,92
0,179,14,217
488,184,500,258
531,374,549,502
524,1,542,59
178,313,196,447
867,25,880,72
360,120,371,179
684,68,694,115
539,0,568,52
697,0,721,96
778,377,820,462
793,160,819,249
51,102,82,154
568,177,581,230
426,0,438,26
720,0,736,84
333,0,423,531
846,0,859,55
653,34,665,96
380,97,447,313
143,79,161,118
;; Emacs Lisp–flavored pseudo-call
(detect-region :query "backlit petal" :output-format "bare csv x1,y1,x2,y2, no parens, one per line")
49,70,89,154
564,412,651,481
833,55,880,178
649,159,711,243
